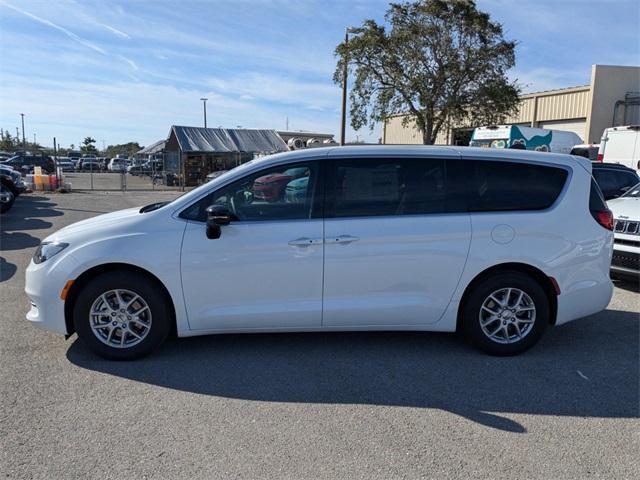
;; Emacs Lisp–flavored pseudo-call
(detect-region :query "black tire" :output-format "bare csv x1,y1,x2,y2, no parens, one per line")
0,184,15,214
73,271,172,360
462,271,549,356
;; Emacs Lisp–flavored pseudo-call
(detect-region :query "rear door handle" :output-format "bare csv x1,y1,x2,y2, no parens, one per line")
288,237,323,247
329,235,360,245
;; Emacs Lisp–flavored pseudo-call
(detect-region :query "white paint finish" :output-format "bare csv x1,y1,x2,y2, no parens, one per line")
180,219,324,330
24,146,614,345
323,214,471,326
599,127,640,171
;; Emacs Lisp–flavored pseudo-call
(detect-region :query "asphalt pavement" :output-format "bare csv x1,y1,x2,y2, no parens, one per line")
1,192,638,479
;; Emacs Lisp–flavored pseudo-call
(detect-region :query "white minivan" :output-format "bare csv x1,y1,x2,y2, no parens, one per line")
25,146,614,359
598,125,640,171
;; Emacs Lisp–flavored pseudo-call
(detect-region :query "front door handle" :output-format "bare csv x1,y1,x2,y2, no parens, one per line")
330,235,360,245
288,237,323,247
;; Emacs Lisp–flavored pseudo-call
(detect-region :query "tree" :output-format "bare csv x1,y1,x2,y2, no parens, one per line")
105,142,142,158
334,0,521,145
81,136,97,153
0,130,17,151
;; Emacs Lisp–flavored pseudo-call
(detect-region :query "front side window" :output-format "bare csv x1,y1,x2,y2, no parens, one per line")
465,160,568,211
330,157,447,218
180,161,319,222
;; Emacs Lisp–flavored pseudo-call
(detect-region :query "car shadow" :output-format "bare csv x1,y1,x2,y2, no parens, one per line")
1,195,62,253
67,309,639,433
0,256,17,282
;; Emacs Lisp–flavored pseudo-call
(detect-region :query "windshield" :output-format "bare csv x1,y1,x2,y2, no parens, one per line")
621,182,640,198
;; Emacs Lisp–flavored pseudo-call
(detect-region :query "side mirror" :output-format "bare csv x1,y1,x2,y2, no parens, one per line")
205,205,232,240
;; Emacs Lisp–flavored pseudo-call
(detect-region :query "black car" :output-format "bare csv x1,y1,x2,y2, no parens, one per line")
1,153,55,174
591,162,640,201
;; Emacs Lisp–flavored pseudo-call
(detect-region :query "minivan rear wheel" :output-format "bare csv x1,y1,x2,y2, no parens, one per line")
73,271,171,360
462,272,549,356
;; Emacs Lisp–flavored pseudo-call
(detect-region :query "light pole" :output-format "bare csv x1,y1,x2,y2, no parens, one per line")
200,98,208,128
20,113,26,153
340,27,359,146
33,133,36,146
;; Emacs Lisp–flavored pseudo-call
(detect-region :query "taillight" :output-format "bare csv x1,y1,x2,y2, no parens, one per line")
592,209,614,231
596,153,603,161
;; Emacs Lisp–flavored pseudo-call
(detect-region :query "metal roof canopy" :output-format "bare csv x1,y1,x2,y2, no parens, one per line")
137,139,166,155
169,126,288,154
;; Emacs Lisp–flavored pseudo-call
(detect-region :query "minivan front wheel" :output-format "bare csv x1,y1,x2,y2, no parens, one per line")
73,271,171,360
462,272,549,356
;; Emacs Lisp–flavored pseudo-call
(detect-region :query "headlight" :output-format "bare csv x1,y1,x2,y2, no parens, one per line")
33,242,69,264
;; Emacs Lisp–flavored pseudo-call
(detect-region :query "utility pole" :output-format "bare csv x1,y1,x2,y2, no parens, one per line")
33,133,36,146
20,113,26,153
340,27,358,146
200,98,208,128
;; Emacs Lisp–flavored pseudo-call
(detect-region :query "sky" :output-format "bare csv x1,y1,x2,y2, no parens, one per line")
0,0,638,149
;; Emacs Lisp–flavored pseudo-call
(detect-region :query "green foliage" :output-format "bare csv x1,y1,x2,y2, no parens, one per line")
334,0,521,144
81,136,98,153
104,142,142,158
0,130,18,151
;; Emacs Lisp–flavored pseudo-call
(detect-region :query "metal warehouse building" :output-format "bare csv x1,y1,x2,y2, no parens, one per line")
382,64,640,146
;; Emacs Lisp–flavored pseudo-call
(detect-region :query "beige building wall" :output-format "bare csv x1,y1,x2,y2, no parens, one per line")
586,65,640,143
382,64,640,146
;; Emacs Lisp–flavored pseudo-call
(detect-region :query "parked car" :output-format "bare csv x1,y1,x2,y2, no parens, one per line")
570,144,600,161
607,183,640,280
1,153,55,174
108,158,127,172
597,125,640,171
252,166,309,201
81,158,102,171
0,172,18,213
0,164,26,194
284,175,309,204
591,162,639,200
55,158,75,172
25,146,614,360
206,170,228,182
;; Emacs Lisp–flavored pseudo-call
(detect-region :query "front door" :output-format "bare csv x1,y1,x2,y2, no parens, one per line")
322,156,471,327
180,161,324,331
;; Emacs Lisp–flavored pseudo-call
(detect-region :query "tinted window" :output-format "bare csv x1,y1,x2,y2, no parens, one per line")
589,178,608,212
466,160,568,212
593,169,639,199
180,162,319,222
330,157,448,218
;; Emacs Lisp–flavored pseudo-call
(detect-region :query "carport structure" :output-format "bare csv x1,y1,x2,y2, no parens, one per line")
165,126,288,187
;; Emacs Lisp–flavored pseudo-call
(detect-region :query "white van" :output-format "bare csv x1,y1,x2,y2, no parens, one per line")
597,126,640,171
25,146,614,360
470,125,582,154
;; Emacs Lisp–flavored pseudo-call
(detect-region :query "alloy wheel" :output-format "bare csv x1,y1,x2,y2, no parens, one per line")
89,289,152,349
479,287,536,344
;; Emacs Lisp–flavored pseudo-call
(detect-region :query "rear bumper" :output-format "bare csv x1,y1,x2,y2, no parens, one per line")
555,277,613,325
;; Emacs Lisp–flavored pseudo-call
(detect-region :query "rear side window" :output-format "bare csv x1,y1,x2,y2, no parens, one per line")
589,178,608,212
465,160,568,212
330,157,448,218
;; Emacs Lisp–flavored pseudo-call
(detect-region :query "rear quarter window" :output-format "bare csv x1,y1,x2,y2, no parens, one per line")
464,160,568,212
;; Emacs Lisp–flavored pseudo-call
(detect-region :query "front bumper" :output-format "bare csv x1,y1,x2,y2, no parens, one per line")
610,248,639,278
25,256,75,336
